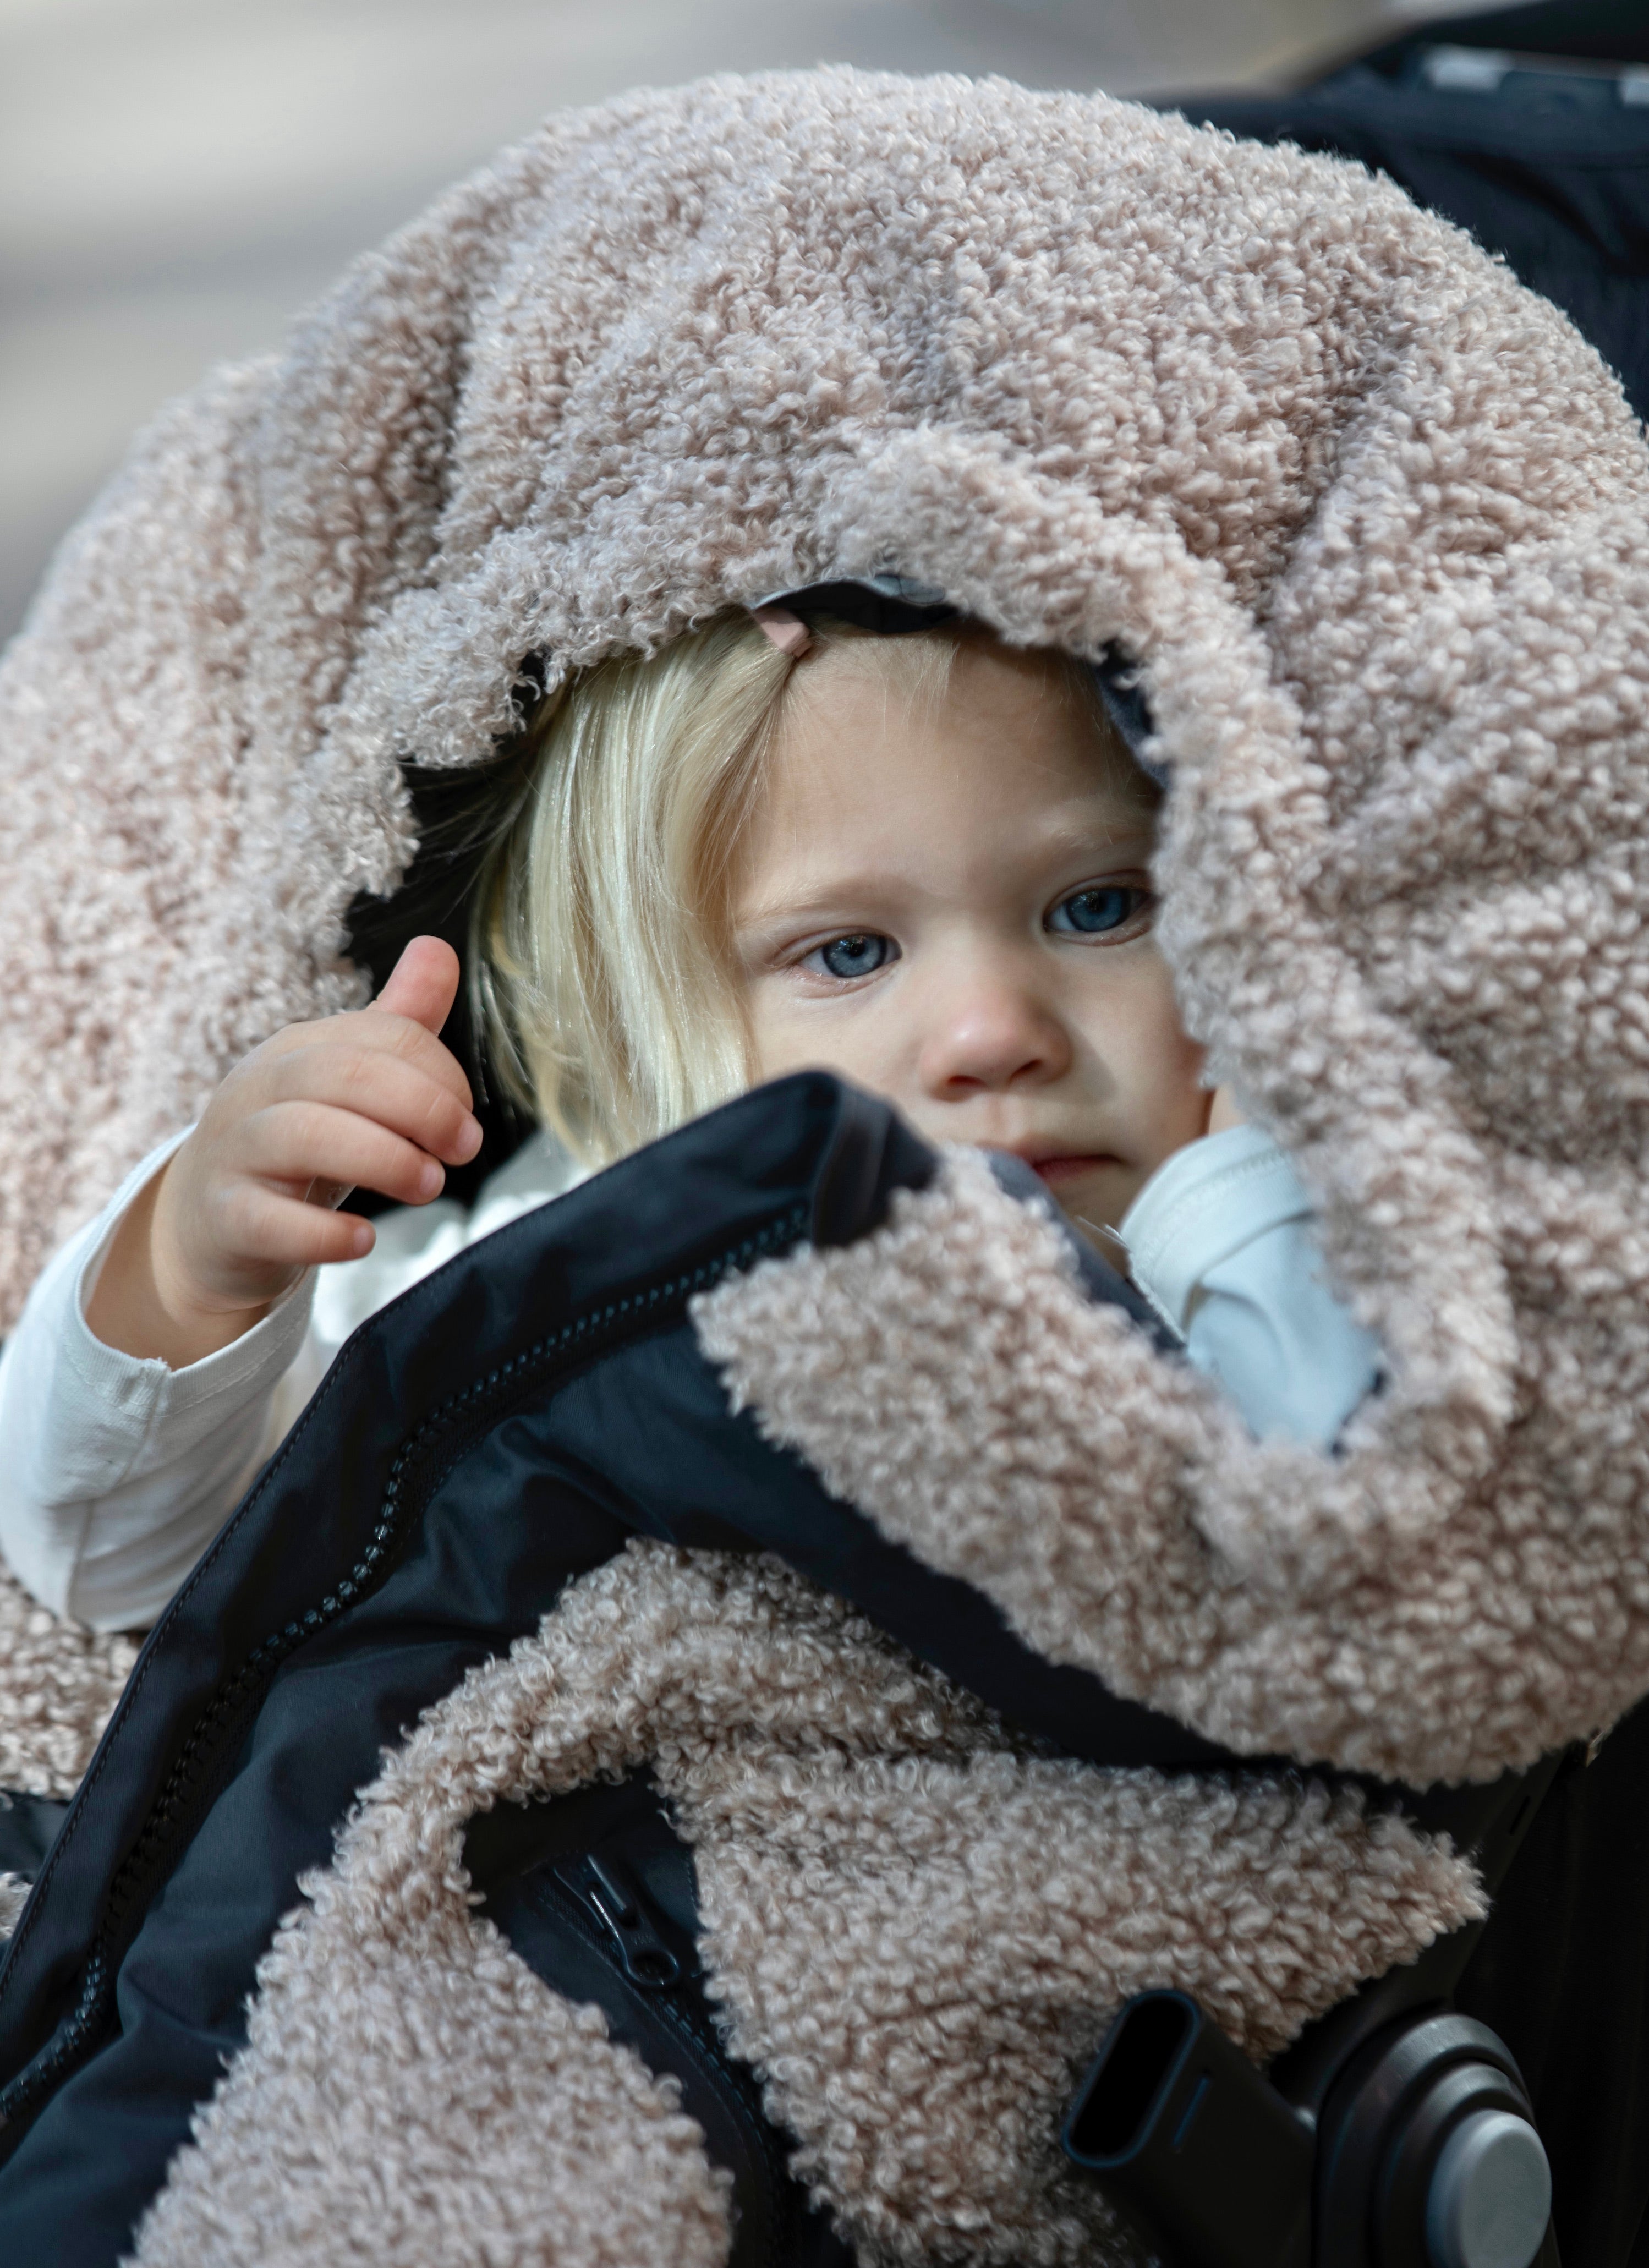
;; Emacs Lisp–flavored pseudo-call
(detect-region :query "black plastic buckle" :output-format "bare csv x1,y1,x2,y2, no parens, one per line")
1062,1757,1565,2268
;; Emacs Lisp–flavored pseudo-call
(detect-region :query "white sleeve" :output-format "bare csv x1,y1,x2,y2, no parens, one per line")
0,1128,578,1635
1119,1125,1383,1453
0,1135,322,1632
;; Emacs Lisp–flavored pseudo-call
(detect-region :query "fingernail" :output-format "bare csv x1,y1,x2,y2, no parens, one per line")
456,1116,482,1162
350,1222,374,1257
419,1160,444,1199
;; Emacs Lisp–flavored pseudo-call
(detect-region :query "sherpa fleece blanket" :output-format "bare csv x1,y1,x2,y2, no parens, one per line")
1,62,1648,2260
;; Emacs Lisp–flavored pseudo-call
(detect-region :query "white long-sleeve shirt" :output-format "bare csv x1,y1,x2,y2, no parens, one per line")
0,1124,1380,1632
1119,1124,1384,1450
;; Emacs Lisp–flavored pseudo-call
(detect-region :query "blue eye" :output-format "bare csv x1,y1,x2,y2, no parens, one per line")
808,933,897,980
1048,885,1149,938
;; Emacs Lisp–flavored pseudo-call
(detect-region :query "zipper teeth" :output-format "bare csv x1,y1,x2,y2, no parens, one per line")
0,1201,811,2127
538,1869,789,2268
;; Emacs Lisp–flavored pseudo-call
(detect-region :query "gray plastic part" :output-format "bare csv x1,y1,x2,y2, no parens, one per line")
1425,2109,1553,2268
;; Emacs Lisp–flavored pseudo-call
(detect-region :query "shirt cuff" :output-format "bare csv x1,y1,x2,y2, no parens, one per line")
66,1138,317,1472
1119,1124,1315,1337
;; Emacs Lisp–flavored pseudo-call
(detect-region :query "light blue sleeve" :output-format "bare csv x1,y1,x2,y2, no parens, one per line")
1119,1125,1383,1452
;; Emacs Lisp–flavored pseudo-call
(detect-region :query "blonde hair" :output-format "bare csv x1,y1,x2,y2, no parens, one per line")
477,610,1142,1165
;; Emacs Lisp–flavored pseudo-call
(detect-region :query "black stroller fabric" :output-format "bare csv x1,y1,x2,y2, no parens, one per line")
2,34,1648,2261
0,1076,1642,2264
1176,0,1649,420
1168,17,1649,2250
0,1077,1221,2265
1171,23,1649,2248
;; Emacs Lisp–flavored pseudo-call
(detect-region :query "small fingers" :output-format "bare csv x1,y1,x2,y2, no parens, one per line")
211,1182,378,1272
251,1009,475,1119
262,1038,480,1166
347,1014,475,1116
370,935,461,1034
235,1101,454,1210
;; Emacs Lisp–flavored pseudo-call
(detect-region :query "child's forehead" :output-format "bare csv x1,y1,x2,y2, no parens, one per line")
749,665,1159,899
777,627,1159,812
751,575,1163,791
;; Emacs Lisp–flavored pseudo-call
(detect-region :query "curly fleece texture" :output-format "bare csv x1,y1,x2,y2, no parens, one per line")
696,1151,1649,1783
0,70,1645,1791
0,1573,136,1796
0,67,1639,2249
128,1545,1480,2268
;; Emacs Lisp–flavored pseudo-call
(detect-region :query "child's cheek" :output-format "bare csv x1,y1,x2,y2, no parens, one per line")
741,976,887,1097
1094,952,1209,1171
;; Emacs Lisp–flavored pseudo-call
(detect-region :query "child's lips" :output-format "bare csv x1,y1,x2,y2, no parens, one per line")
1015,1149,1119,1188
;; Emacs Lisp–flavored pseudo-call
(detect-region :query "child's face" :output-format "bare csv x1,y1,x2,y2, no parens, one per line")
730,635,1210,1238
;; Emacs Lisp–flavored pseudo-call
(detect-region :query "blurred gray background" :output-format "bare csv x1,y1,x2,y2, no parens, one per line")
1,0,1492,644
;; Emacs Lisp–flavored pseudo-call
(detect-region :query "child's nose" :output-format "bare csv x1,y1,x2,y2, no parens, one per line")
917,974,1073,1097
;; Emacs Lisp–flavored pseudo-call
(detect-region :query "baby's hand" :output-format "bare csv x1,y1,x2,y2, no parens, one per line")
86,938,481,1368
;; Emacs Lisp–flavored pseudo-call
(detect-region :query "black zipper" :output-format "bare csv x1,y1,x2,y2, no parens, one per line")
557,1854,684,1990
534,1856,791,2268
0,1199,811,2131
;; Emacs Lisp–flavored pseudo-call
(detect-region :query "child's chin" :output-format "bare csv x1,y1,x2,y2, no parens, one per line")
1038,1161,1139,1248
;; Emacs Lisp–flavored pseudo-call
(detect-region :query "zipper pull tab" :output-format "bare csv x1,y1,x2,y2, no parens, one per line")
559,1853,682,1991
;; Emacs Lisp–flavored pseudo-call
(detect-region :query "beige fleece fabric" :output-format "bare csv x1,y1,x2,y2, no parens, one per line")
0,1566,136,1795
0,1872,28,1940
0,89,1639,2259
129,1544,1481,2268
4,64,1645,1334
0,69,1645,1795
696,1147,1649,1784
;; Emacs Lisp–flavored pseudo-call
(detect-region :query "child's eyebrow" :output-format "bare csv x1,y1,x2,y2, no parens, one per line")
733,877,909,930
1020,805,1159,857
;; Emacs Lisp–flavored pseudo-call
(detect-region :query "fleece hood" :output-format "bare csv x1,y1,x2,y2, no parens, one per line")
2,68,1649,2267
3,65,1647,1314
3,67,1649,1793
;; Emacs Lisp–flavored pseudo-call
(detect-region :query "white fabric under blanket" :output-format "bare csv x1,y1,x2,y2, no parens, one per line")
0,1124,1378,1631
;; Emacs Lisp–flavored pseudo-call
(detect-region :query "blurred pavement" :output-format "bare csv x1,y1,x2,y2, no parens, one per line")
1,0,1484,642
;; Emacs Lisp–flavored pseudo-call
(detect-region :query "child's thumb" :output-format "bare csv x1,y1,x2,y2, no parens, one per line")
371,936,462,1036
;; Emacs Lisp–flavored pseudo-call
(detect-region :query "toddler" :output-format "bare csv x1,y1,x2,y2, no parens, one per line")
0,602,1378,1632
